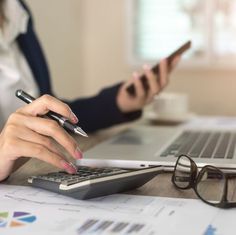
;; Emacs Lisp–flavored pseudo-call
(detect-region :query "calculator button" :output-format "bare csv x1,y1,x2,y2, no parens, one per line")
61,180,69,186
67,179,79,184
31,166,133,187
53,178,61,183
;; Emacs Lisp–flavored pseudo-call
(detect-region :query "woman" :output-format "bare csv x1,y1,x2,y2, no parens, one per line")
0,0,178,181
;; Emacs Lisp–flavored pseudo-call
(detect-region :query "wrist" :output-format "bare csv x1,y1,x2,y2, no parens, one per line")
116,86,133,113
116,96,126,113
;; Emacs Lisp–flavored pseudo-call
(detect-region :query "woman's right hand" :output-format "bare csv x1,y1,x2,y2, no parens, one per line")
0,94,83,181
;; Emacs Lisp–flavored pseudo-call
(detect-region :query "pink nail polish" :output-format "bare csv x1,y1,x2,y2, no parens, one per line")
75,147,83,159
69,108,78,123
71,112,78,123
61,160,77,174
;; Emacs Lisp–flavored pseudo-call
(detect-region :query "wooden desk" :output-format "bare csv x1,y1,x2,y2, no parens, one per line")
5,121,233,201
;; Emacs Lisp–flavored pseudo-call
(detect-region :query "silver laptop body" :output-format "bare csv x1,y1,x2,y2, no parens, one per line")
78,117,236,171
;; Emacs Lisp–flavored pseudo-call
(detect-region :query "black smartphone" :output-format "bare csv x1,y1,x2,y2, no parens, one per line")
126,40,192,96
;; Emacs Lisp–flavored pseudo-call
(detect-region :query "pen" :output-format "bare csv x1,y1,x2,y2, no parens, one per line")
15,89,88,138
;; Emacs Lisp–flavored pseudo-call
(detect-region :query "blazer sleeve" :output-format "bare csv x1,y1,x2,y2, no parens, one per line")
18,0,142,133
66,83,142,133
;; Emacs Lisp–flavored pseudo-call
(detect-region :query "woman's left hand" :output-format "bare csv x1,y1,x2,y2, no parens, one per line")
116,56,179,113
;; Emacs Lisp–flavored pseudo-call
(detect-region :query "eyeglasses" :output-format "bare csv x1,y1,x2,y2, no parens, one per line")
172,155,236,208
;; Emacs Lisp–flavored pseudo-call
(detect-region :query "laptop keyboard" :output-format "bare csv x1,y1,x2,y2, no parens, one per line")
160,131,236,159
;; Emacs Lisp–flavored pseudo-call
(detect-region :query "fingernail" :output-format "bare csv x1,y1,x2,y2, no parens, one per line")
75,146,83,159
69,162,77,172
132,72,139,79
61,160,77,174
143,64,151,70
69,109,79,123
72,112,78,123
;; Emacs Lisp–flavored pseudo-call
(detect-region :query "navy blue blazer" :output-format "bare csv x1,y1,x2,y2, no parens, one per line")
16,0,141,133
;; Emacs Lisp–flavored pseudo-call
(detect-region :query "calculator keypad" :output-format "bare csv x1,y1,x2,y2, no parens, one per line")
30,166,129,186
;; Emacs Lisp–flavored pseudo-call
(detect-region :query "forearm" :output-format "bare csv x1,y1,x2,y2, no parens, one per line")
66,83,142,133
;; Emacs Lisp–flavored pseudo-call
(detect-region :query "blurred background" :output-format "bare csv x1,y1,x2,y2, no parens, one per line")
28,0,236,116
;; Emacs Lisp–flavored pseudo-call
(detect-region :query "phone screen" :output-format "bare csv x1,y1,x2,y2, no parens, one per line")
126,40,191,96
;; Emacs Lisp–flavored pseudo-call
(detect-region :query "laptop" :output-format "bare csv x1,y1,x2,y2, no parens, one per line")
78,117,236,172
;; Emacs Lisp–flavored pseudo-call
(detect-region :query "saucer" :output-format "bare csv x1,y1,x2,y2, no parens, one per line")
145,111,195,124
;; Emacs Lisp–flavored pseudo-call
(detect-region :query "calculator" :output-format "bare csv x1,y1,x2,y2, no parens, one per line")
28,165,163,200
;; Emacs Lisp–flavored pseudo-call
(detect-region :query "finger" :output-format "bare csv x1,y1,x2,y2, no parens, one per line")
143,64,160,102
122,75,135,89
159,59,168,88
16,126,62,157
17,94,78,124
10,138,77,174
170,55,181,71
9,113,82,160
132,72,146,100
27,117,82,160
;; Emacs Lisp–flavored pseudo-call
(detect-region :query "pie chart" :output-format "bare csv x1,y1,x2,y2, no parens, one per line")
0,211,36,228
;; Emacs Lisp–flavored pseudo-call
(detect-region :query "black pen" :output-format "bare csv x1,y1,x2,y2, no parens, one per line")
15,89,88,137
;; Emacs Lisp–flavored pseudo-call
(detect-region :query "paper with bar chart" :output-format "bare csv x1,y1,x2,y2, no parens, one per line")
0,184,235,235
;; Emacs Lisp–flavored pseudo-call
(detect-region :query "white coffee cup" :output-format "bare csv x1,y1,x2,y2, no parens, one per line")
152,92,189,118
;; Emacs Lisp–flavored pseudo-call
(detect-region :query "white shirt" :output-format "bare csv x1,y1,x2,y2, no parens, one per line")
0,0,39,130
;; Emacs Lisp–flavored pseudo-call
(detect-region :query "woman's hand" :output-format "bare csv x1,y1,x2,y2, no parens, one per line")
116,56,180,113
0,95,82,181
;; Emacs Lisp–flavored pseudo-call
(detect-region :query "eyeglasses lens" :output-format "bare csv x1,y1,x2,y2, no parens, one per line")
174,156,192,189
196,167,225,203
227,176,236,203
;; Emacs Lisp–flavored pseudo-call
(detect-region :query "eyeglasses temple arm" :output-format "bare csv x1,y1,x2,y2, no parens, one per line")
224,172,236,179
223,202,236,208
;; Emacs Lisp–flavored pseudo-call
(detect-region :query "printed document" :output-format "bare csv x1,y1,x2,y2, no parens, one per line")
0,185,235,235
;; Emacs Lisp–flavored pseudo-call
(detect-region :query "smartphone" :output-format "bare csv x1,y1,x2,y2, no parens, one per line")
126,40,192,96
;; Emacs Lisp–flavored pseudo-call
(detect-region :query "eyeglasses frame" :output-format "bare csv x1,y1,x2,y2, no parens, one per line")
172,154,236,209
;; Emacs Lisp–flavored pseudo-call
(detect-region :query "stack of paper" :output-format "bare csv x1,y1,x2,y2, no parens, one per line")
0,185,235,235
